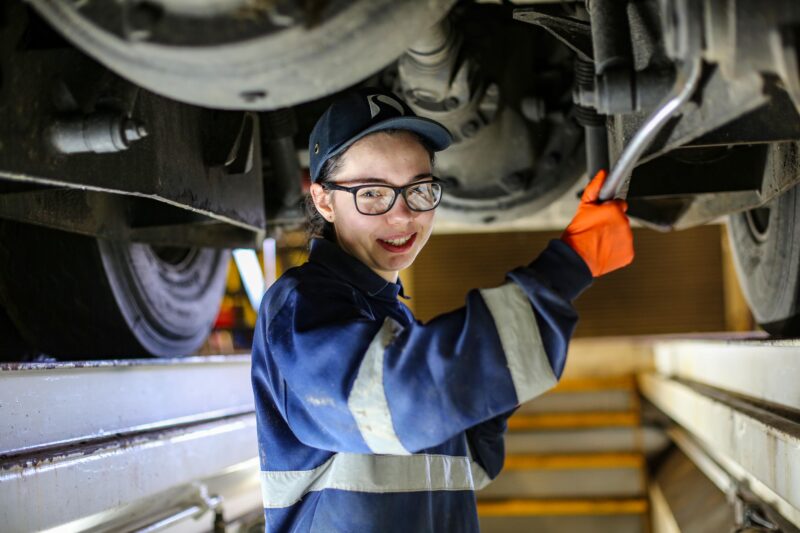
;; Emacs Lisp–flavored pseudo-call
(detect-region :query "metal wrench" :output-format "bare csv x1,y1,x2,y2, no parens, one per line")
597,55,703,202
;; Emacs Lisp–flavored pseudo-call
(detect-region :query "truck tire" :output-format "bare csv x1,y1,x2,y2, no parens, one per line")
728,182,800,336
0,221,230,359
29,0,457,110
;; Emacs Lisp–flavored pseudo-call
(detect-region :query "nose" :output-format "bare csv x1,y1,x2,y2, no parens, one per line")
385,192,415,224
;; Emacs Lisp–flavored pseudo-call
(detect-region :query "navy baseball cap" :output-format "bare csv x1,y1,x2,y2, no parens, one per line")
309,87,453,183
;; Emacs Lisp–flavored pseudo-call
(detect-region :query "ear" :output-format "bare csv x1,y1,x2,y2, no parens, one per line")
310,183,335,223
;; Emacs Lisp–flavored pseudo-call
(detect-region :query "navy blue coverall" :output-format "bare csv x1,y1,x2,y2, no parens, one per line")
251,237,592,532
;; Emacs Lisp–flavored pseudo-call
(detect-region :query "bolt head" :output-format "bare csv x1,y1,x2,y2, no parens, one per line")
240,90,268,103
125,1,164,41
521,97,547,122
444,97,460,110
501,172,526,191
412,89,438,103
122,119,148,143
461,120,480,138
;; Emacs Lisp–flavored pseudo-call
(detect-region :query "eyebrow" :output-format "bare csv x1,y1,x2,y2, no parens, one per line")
336,173,433,186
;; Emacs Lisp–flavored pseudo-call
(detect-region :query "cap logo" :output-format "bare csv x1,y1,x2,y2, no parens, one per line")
367,94,405,119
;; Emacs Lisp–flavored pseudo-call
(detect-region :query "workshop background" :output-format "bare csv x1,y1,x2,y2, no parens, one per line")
206,223,752,353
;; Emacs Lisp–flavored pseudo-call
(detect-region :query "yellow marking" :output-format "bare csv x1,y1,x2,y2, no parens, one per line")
477,498,649,517
504,452,644,470
549,375,637,393
508,411,640,430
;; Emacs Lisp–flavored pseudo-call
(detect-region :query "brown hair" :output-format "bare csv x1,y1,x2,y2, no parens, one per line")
305,153,344,242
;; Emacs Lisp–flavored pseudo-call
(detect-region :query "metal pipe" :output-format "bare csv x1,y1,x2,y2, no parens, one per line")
598,56,703,201
135,504,206,533
49,113,148,154
407,18,451,59
399,19,461,105
233,248,266,311
134,495,223,533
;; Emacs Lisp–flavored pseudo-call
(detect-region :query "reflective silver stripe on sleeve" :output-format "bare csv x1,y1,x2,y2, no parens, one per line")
347,316,410,455
479,283,557,404
260,453,477,508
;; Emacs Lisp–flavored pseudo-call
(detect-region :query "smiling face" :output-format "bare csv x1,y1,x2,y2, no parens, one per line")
310,131,436,283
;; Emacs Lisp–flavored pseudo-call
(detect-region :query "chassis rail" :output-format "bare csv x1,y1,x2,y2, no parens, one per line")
0,356,261,532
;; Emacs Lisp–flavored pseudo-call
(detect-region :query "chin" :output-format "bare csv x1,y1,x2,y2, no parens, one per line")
378,252,416,273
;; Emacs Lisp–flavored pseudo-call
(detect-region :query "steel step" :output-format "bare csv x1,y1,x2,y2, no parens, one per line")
516,376,638,414
509,411,641,430
479,373,650,532
480,453,646,499
505,426,667,455
478,498,649,533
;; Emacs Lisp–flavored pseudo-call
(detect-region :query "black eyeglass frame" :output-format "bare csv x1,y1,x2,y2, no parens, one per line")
321,177,444,216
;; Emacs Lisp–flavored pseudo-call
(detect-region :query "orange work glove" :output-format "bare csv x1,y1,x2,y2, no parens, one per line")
561,170,634,277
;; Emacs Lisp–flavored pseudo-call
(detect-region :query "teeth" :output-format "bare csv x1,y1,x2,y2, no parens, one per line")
383,235,412,246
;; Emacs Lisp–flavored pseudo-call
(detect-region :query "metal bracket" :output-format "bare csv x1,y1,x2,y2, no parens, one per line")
513,8,593,62
0,47,266,242
130,484,225,533
733,495,782,532
771,26,800,115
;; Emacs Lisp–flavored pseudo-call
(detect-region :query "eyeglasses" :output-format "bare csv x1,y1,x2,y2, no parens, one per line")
322,178,444,216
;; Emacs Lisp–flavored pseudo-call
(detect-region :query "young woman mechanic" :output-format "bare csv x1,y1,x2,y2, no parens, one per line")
251,88,634,532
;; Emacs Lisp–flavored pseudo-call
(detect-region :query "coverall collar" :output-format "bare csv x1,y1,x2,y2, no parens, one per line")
308,238,410,301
